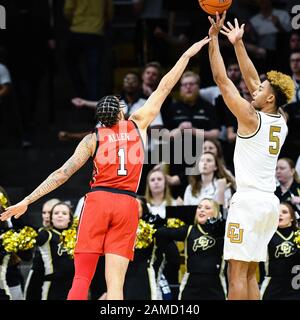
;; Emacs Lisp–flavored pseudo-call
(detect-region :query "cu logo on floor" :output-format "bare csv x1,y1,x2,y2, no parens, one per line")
227,223,244,243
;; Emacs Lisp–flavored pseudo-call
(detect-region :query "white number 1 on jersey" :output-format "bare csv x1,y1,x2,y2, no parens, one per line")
117,148,128,176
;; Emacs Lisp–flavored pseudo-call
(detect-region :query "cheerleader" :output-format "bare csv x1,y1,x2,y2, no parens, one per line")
124,196,161,300
37,202,75,300
260,202,300,300
156,198,227,300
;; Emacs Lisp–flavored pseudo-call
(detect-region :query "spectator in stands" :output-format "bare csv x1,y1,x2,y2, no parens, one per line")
201,60,241,106
183,152,235,213
249,0,291,71
280,52,300,161
133,0,169,65
275,158,300,216
58,71,164,141
141,61,162,98
24,198,60,300
7,0,56,147
64,0,114,100
289,50,300,103
203,138,234,177
167,71,220,139
290,31,300,52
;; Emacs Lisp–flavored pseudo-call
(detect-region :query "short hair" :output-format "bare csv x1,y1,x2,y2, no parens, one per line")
266,71,295,108
95,95,122,127
181,71,200,85
43,198,60,210
143,61,162,75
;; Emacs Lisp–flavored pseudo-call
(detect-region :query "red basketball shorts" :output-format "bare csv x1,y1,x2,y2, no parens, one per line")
74,190,139,260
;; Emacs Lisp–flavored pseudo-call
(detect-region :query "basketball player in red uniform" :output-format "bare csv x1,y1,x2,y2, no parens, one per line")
0,36,210,300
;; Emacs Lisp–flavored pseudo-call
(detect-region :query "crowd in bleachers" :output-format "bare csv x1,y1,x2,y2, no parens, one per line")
1,0,300,300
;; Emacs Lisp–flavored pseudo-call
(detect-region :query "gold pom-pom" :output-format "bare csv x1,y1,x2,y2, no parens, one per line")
18,227,38,251
267,71,295,104
294,230,300,249
1,230,19,253
1,226,37,253
135,219,156,249
167,218,185,229
0,192,8,209
60,222,78,258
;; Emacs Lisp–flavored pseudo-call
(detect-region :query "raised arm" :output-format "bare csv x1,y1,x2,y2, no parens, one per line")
129,37,211,130
221,19,260,96
0,134,96,221
208,12,257,132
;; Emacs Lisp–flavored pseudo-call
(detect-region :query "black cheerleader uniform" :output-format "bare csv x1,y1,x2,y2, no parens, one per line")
37,227,75,300
261,227,300,300
124,243,157,300
24,246,45,300
156,220,227,300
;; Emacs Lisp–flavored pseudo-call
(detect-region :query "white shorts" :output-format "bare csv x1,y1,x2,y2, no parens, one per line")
224,191,280,262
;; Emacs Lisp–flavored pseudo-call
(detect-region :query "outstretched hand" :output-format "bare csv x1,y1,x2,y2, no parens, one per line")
208,11,227,37
221,18,245,45
0,200,29,221
184,36,211,58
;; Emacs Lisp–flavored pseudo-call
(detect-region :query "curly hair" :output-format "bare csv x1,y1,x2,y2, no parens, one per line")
266,71,295,108
95,96,122,127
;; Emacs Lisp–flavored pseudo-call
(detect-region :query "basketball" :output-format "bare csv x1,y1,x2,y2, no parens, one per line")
198,0,232,15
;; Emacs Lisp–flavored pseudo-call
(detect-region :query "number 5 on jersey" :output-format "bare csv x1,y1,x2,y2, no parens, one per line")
118,148,128,176
269,126,281,155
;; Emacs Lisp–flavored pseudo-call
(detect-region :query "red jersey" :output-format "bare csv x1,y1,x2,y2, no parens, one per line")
90,120,144,193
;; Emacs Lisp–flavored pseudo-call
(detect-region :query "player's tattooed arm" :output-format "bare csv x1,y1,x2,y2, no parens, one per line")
25,133,95,205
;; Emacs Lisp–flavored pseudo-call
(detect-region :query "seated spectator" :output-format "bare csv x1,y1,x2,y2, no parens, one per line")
183,152,235,213
200,59,241,107
281,53,300,162
275,158,300,216
58,71,164,142
289,50,300,103
141,61,162,99
249,0,291,71
290,31,300,52
167,71,220,139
